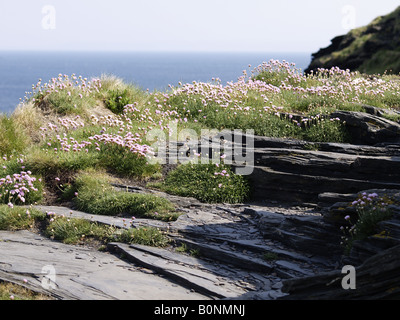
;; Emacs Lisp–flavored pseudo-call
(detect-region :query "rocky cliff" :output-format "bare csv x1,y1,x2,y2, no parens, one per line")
305,6,400,74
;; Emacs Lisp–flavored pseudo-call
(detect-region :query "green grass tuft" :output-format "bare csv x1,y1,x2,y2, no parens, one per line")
0,206,45,231
115,227,170,247
46,216,115,244
72,171,179,221
0,116,29,156
150,163,250,204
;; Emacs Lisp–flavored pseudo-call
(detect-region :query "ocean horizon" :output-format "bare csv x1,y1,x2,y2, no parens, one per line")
0,51,311,114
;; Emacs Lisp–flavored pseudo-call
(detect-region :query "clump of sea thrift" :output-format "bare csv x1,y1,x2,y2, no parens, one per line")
0,171,39,206
340,191,394,254
40,112,154,160
28,74,102,104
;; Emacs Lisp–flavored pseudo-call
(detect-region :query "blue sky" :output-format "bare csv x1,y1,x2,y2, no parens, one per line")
0,0,399,53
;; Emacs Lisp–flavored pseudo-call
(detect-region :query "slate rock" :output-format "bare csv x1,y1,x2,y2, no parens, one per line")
280,244,400,300
0,230,209,300
331,110,400,145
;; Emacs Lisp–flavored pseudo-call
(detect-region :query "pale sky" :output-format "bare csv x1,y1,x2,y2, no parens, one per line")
0,0,399,53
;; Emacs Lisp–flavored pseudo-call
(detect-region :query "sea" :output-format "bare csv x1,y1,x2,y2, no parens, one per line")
0,51,311,114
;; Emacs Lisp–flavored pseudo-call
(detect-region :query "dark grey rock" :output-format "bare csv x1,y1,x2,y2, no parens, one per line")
257,210,343,259
281,244,400,300
171,237,274,274
362,104,400,121
107,242,247,299
318,192,357,208
247,137,400,203
0,230,209,300
331,110,400,145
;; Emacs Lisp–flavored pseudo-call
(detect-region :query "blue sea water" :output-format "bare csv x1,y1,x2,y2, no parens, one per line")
0,51,311,114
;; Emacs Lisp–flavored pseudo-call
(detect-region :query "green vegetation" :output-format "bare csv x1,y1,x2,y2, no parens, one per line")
0,116,29,156
0,205,45,231
175,243,201,257
46,216,115,244
262,252,279,261
0,204,170,248
104,89,134,114
341,192,395,254
115,227,170,247
71,170,178,221
46,216,169,247
2,64,399,207
150,163,250,204
0,281,52,300
359,49,400,75
97,144,160,178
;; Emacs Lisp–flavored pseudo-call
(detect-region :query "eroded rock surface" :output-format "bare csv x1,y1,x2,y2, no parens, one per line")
31,201,337,300
248,133,400,204
3,183,400,300
0,230,209,300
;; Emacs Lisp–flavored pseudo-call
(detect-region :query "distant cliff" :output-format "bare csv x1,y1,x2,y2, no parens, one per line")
305,6,400,74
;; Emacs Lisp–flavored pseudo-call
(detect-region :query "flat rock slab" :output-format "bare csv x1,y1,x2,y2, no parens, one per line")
0,230,210,300
107,242,249,299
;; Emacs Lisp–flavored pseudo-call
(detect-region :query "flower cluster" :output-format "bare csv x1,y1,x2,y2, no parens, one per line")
351,192,381,208
28,60,400,159
289,114,342,128
41,113,154,158
88,132,153,157
27,74,102,103
10,60,400,210
340,192,394,252
214,169,230,177
0,171,39,206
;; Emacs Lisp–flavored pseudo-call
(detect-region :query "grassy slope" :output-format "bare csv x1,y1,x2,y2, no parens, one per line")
0,63,399,211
